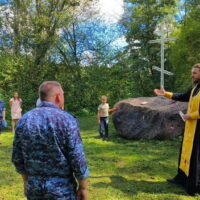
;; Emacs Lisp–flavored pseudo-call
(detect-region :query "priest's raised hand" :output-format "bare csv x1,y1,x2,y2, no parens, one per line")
154,87,166,96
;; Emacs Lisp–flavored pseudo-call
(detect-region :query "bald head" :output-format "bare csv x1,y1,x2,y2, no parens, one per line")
39,81,64,108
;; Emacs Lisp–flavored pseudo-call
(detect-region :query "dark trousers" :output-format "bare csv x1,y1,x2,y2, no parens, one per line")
0,118,3,134
99,117,109,138
26,176,76,200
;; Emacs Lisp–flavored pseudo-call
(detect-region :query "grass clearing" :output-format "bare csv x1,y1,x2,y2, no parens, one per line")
0,116,200,199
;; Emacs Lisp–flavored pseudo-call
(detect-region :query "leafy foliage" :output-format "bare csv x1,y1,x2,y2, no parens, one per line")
121,0,178,94
0,0,199,115
170,6,200,91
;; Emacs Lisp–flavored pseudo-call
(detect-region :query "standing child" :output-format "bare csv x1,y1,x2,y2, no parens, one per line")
97,96,117,140
10,92,22,133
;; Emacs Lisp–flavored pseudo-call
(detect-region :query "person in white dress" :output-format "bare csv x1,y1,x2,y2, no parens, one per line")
10,92,22,133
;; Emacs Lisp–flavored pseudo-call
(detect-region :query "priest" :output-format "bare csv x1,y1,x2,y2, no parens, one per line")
154,63,200,195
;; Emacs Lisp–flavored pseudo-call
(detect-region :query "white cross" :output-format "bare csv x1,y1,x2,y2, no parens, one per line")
149,23,176,88
152,66,173,76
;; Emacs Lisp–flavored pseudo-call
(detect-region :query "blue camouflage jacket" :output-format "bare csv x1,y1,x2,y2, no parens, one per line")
12,101,89,181
0,100,5,119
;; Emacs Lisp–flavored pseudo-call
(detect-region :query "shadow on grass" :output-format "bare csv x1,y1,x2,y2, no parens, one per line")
85,137,179,178
92,175,187,196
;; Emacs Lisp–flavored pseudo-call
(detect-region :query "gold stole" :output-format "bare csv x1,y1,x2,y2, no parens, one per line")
179,87,200,176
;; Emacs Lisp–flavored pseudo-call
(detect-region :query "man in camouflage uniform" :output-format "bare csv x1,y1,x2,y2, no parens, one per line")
12,81,89,200
0,99,6,144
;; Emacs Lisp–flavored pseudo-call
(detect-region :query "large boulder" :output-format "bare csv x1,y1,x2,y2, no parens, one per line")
112,97,188,140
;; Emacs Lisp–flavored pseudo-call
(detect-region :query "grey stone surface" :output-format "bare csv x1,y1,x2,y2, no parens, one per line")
112,96,188,140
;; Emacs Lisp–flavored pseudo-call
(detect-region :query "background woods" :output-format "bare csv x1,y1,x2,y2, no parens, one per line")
0,0,199,115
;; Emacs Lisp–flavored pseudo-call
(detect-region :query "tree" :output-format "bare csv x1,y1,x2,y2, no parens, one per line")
121,0,178,96
170,6,200,91
0,0,93,111
54,0,125,111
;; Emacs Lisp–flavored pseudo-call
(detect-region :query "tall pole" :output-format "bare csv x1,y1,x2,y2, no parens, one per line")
161,26,165,88
149,23,176,88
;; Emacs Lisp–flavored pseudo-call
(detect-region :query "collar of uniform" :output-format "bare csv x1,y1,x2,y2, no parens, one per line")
39,101,60,109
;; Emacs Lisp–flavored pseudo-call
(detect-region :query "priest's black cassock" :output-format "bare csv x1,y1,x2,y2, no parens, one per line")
165,83,200,195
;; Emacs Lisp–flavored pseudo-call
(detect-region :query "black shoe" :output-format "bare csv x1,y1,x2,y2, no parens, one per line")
167,178,182,185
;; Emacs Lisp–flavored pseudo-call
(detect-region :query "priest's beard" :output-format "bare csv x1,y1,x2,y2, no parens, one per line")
193,79,200,84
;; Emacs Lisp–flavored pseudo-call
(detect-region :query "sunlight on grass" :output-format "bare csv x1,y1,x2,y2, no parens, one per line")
0,116,200,199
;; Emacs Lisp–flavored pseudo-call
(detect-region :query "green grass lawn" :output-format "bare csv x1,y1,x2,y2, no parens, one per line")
0,116,200,200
